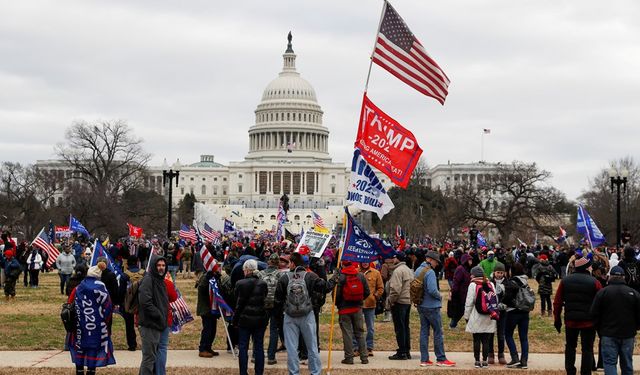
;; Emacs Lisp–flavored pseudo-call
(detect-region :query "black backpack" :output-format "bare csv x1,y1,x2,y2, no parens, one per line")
60,302,77,333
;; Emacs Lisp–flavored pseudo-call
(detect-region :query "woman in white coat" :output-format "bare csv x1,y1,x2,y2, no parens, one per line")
464,266,497,368
25,246,43,287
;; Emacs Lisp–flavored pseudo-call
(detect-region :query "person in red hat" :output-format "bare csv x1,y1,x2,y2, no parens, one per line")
3,250,21,300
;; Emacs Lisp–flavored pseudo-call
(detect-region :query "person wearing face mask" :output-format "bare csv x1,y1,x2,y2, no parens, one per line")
479,250,498,278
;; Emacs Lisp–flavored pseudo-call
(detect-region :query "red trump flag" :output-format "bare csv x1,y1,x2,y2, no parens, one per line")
355,93,422,188
127,223,143,238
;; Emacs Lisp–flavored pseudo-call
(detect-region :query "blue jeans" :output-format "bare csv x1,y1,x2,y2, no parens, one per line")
267,309,280,360
58,273,71,294
239,326,266,375
352,308,376,350
283,312,321,375
154,327,170,375
505,310,529,362
418,306,446,362
601,336,634,375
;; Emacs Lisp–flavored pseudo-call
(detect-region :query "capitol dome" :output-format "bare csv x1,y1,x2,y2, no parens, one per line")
246,33,330,162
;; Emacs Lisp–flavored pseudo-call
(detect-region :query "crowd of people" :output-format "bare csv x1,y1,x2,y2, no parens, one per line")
2,228,640,375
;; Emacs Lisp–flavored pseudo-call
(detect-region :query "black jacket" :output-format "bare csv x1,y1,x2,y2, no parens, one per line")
562,271,599,322
138,256,169,331
590,278,640,338
101,268,121,305
233,274,268,329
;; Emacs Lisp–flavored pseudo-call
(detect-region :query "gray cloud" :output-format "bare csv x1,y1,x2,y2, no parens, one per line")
1,0,639,201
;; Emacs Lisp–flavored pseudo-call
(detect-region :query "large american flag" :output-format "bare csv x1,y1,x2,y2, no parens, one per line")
179,224,197,243
372,1,450,104
31,227,60,268
193,223,217,272
166,274,194,333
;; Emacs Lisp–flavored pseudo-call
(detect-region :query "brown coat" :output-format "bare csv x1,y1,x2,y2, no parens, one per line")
361,266,384,309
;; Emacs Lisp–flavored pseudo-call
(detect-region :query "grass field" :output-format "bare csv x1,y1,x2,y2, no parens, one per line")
0,272,589,353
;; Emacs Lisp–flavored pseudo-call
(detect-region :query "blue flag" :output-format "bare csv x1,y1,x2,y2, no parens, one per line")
577,205,605,247
477,232,487,247
69,215,90,238
342,208,398,262
224,219,235,234
91,240,124,281
209,277,233,317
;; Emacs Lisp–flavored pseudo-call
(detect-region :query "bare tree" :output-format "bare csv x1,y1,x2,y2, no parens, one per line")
580,156,640,246
451,161,568,244
55,120,151,199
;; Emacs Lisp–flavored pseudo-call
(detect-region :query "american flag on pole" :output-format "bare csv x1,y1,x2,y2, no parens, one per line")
483,128,491,134
311,210,329,233
202,223,221,245
31,227,60,268
166,274,194,333
193,222,218,272
371,1,450,104
179,224,197,243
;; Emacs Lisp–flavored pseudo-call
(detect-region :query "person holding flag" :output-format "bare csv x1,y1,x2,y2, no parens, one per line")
196,262,221,358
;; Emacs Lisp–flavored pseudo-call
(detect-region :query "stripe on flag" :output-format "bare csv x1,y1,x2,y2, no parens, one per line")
31,227,60,268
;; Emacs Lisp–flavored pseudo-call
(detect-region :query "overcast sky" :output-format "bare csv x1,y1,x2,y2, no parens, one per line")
1,0,639,200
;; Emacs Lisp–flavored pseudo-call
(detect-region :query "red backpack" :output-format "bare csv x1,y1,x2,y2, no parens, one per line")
342,274,365,302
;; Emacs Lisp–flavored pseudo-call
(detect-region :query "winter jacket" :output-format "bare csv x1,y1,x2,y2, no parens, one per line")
386,261,413,307
464,278,498,333
101,268,121,305
56,252,76,275
274,266,326,316
451,254,472,305
138,256,177,331
553,270,602,327
503,275,530,312
26,252,43,271
361,267,384,309
326,265,370,314
443,257,458,280
196,271,217,317
590,278,640,338
233,274,268,329
534,262,557,295
479,258,499,278
3,257,21,279
415,262,442,309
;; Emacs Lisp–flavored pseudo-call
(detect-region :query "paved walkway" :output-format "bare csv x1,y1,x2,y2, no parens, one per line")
0,350,628,370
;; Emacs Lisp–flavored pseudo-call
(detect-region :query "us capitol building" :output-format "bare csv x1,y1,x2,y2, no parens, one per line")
148,34,352,232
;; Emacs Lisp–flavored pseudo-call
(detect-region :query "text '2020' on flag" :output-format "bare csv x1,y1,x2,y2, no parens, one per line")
356,93,422,188
347,148,394,219
372,1,450,104
342,207,398,263
577,205,605,247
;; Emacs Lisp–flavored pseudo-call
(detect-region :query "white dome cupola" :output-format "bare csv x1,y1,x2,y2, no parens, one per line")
246,32,330,162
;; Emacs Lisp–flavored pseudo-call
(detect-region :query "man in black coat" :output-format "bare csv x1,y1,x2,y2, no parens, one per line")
590,266,640,375
233,259,268,375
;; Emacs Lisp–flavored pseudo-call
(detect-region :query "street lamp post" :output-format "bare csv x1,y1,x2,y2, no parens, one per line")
163,163,180,239
609,169,628,251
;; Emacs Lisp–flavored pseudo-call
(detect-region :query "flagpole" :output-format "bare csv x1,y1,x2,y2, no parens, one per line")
326,209,349,375
481,130,485,162
364,0,387,92
219,305,236,359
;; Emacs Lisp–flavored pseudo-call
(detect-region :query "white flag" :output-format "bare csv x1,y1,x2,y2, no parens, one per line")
346,148,394,219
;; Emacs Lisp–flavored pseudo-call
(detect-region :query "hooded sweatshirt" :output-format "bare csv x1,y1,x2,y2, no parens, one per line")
138,256,177,331
452,253,472,304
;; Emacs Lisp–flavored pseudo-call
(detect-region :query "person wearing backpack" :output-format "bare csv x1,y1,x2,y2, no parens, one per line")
123,256,145,351
464,266,498,368
258,253,283,365
553,255,603,375
534,255,557,317
416,250,456,367
502,263,532,369
326,260,370,365
274,252,325,375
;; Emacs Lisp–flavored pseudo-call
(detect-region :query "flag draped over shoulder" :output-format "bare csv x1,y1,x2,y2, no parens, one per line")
209,277,233,317
371,1,450,104
346,148,394,219
31,227,60,268
577,205,605,247
342,207,397,262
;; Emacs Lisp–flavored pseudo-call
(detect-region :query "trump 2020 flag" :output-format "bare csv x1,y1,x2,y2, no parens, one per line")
91,240,124,281
577,205,605,247
209,277,234,317
347,148,394,219
69,215,90,238
342,207,398,262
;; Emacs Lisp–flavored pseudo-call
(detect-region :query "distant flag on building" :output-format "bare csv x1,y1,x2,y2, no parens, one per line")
371,1,450,104
477,232,487,247
577,205,605,248
312,210,329,233
483,128,491,134
224,219,235,234
179,224,197,243
127,223,143,238
69,215,90,238
556,226,567,244
346,148,395,219
31,227,60,268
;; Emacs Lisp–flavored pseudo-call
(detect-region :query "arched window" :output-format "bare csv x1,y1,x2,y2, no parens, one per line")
270,215,276,220
294,215,300,220
276,113,279,121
